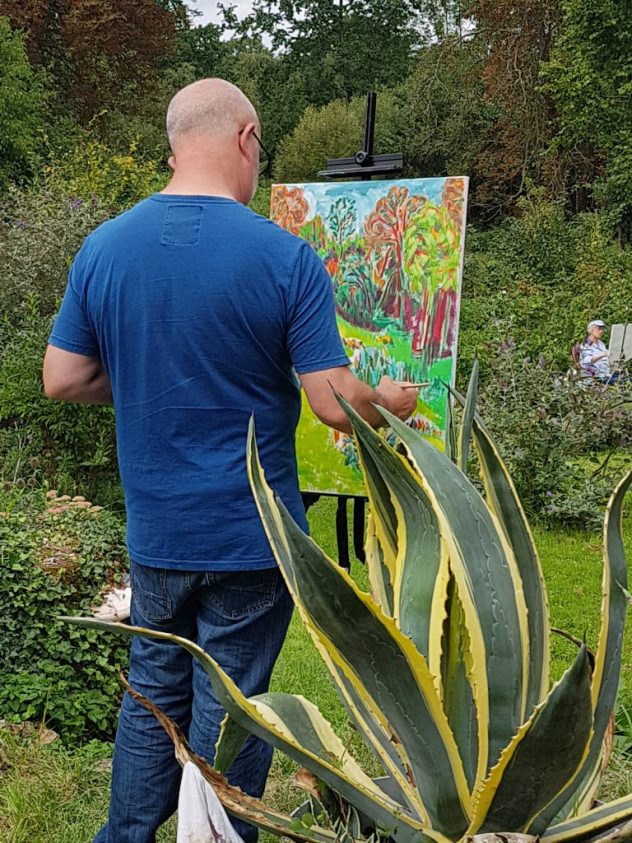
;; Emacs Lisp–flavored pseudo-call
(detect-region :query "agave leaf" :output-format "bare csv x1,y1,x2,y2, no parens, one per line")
247,429,425,819
542,794,632,843
451,389,551,717
375,406,527,779
354,423,399,585
445,388,458,464
214,713,250,774
457,358,478,473
122,677,341,843
528,471,632,834
339,394,450,670
365,512,395,614
219,692,380,792
61,615,425,843
247,424,471,841
318,650,424,816
471,645,593,835
440,577,479,793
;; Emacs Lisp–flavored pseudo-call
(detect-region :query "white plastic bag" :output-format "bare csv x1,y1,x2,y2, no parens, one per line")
177,761,246,843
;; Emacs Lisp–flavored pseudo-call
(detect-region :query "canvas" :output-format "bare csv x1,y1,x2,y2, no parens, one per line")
609,323,632,370
270,177,469,495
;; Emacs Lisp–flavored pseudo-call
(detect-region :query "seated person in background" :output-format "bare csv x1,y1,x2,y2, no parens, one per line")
580,319,620,384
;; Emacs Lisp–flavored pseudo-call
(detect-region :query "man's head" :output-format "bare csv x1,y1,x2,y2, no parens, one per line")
164,79,261,204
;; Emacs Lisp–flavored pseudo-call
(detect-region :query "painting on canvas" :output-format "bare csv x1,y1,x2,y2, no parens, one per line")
270,177,469,495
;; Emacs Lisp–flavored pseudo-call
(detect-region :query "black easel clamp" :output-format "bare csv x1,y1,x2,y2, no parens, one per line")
318,92,404,181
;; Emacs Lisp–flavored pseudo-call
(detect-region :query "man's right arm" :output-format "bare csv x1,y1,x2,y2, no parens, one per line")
299,366,418,433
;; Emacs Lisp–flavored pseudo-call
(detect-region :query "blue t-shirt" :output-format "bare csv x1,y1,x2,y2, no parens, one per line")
49,195,349,570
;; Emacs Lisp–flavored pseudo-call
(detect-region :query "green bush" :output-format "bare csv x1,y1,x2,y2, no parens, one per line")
273,90,406,184
459,195,632,381
0,17,49,188
0,299,121,506
477,337,632,528
0,490,129,741
0,190,108,350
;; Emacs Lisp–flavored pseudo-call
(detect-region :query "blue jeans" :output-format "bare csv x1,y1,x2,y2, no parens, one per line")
94,562,294,843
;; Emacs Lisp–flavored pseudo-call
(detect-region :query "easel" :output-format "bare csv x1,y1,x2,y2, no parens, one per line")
301,93,404,570
611,319,631,377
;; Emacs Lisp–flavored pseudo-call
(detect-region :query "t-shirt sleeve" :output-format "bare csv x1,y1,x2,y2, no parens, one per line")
286,243,350,374
48,247,99,357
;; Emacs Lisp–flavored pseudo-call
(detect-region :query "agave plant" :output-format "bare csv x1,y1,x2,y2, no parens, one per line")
65,367,632,843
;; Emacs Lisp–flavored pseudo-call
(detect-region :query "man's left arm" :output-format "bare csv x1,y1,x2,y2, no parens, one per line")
43,345,112,405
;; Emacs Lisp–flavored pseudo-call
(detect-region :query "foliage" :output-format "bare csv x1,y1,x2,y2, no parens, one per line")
0,0,178,119
222,0,421,105
71,389,632,842
0,189,108,348
540,0,632,236
0,490,129,740
273,91,407,185
402,39,492,190
43,134,166,211
0,300,120,505
458,194,632,379
475,339,632,527
0,16,49,188
466,0,560,217
0,140,164,343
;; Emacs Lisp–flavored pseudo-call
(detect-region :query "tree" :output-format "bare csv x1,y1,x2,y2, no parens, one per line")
222,0,423,105
0,16,49,187
402,38,492,195
541,0,632,238
0,0,180,118
466,0,561,217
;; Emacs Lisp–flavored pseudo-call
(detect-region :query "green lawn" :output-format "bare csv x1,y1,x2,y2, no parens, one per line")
1,498,631,842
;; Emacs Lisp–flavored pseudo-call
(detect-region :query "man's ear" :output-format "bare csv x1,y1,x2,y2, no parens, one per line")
167,155,176,172
238,123,257,154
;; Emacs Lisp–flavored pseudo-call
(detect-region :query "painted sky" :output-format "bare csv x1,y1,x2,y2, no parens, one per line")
281,178,450,228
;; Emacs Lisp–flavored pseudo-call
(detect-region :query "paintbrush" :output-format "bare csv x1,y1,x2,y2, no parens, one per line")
394,382,428,389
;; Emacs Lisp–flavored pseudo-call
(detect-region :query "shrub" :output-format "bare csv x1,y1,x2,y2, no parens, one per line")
0,189,108,349
477,336,632,528
0,17,49,188
273,90,406,184
0,490,129,741
43,134,166,212
459,195,632,382
0,299,121,506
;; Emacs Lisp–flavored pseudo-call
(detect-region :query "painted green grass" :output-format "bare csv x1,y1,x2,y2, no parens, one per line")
297,320,453,495
1,498,630,840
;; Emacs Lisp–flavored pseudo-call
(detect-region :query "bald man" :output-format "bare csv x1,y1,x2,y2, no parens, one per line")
43,79,418,843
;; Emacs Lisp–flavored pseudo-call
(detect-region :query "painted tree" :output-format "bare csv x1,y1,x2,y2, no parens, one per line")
269,185,309,235
404,185,464,363
327,196,357,252
363,185,426,324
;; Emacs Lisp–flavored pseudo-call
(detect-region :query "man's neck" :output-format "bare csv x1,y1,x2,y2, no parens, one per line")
161,174,240,202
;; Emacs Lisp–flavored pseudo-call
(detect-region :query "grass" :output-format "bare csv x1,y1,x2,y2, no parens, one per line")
1,497,631,841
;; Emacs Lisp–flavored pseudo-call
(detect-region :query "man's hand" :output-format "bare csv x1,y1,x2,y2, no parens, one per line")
300,366,418,433
374,375,419,421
